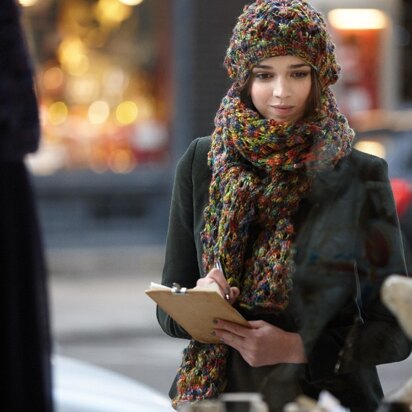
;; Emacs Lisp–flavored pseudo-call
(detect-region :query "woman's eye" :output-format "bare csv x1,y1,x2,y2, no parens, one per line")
292,71,310,79
253,72,272,80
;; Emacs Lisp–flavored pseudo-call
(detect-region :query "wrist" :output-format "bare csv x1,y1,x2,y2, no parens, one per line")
287,332,307,364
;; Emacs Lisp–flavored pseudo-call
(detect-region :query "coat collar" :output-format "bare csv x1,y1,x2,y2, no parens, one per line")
307,154,354,205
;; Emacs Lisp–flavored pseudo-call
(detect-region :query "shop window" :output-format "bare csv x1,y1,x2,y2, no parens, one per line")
20,0,172,175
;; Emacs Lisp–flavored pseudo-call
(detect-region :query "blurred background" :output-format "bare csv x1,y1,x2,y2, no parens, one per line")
17,0,412,400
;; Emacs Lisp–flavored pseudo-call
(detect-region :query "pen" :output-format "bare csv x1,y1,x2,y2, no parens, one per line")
215,260,230,301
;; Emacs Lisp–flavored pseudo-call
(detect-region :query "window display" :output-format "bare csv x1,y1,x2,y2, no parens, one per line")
21,0,172,175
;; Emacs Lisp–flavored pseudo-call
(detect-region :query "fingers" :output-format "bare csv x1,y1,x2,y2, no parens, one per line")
229,286,240,305
207,267,227,287
214,320,285,367
213,319,256,355
213,320,265,350
214,320,302,367
247,320,266,328
197,268,230,299
214,318,250,338
197,270,241,304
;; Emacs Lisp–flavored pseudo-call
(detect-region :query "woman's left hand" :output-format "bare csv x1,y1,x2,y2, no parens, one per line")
213,319,307,367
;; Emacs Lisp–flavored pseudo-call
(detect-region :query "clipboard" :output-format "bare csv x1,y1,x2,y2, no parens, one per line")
145,282,250,343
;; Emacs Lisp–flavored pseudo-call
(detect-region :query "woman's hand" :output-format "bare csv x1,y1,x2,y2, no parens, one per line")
213,319,307,367
196,268,240,305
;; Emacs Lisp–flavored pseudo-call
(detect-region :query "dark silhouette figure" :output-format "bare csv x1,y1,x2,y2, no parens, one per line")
0,1,53,411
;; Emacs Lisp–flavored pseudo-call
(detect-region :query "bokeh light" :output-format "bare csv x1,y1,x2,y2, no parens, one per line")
94,0,132,28
115,101,138,125
118,0,144,6
328,9,388,30
18,0,38,6
48,102,69,125
109,149,135,173
354,140,387,159
43,67,64,91
88,101,110,125
58,37,90,76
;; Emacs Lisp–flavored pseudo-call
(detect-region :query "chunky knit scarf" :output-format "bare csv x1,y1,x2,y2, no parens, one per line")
172,84,354,409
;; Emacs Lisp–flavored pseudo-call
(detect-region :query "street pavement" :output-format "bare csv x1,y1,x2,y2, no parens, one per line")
48,244,412,401
48,244,187,396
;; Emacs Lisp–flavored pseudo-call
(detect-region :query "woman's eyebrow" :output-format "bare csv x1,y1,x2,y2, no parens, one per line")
289,63,311,69
253,64,272,70
253,63,311,70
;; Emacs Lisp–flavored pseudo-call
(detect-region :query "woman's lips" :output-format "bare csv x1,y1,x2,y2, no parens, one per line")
270,105,294,116
271,105,294,110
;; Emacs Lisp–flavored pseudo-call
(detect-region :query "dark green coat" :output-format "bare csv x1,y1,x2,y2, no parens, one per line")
158,136,411,412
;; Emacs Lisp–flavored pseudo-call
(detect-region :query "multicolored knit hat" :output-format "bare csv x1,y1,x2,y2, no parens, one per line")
224,0,340,89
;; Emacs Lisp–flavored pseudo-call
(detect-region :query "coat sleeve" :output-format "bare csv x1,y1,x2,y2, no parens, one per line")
305,155,411,381
347,156,411,367
156,138,203,339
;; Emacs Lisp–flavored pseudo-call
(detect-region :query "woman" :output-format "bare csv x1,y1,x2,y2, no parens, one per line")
157,1,411,411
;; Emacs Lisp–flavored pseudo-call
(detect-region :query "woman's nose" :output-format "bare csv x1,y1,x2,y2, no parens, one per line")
272,78,290,98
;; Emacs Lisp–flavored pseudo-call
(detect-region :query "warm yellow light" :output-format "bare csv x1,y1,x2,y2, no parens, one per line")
69,54,89,76
88,101,110,125
116,101,138,125
66,77,99,103
18,0,38,6
354,141,386,159
328,9,388,30
48,102,69,125
118,0,144,5
95,0,133,27
43,67,64,90
58,38,89,76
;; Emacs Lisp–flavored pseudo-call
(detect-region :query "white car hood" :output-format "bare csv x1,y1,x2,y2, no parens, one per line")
53,355,173,412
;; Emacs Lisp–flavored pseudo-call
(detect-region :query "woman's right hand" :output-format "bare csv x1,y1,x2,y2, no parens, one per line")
196,268,240,305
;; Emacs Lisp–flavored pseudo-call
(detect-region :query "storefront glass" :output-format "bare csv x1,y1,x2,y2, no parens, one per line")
20,0,172,175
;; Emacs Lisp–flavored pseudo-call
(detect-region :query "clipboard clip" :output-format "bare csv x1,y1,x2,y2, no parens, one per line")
172,282,187,295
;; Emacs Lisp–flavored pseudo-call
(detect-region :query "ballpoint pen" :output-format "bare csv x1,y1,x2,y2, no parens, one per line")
215,259,230,301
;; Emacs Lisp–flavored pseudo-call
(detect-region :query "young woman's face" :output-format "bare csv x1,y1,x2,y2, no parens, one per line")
249,55,312,123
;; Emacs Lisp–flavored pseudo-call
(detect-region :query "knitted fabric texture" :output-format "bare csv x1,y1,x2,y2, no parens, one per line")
172,0,354,408
225,0,340,89
172,87,354,408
